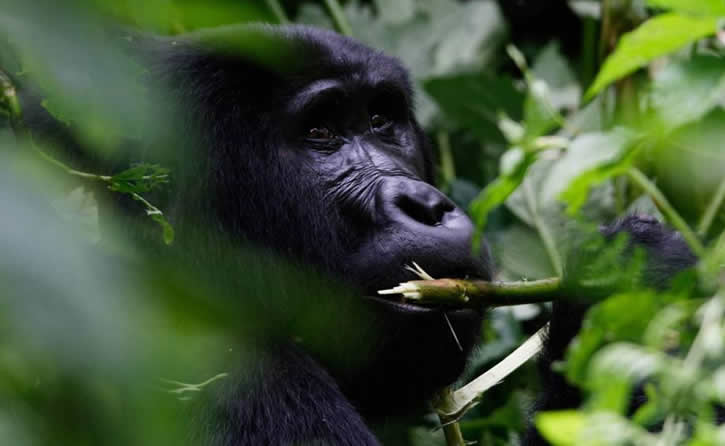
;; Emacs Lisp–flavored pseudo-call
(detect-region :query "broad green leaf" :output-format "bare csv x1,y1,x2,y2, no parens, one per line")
469,151,537,243
560,135,641,215
586,13,719,99
531,42,581,112
565,291,668,386
647,0,725,16
425,73,524,142
373,0,415,24
542,128,635,209
650,55,725,129
490,222,557,279
587,343,668,412
535,411,584,446
523,79,563,139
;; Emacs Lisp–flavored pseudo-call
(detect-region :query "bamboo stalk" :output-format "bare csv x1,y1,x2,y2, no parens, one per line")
379,277,562,307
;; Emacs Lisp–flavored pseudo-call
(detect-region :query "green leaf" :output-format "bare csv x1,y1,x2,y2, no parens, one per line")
424,72,524,142
535,411,585,446
585,13,720,99
109,163,170,194
565,291,669,386
523,79,563,139
650,55,725,129
543,128,635,209
150,213,175,245
490,222,557,279
559,134,641,215
587,343,668,412
469,151,537,238
647,0,725,16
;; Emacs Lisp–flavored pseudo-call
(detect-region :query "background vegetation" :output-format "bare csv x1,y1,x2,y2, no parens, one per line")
2,1,725,445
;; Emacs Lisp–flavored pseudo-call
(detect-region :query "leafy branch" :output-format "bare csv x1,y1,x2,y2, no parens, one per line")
0,68,175,245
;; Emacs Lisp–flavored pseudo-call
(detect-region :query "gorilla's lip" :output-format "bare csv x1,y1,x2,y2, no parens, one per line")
364,295,481,318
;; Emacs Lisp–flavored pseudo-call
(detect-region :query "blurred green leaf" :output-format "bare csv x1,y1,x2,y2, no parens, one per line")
1,1,177,157
560,132,641,215
586,13,720,99
565,291,667,386
587,343,669,412
425,73,523,142
490,222,557,280
523,79,563,140
544,128,635,209
650,55,725,129
88,0,273,33
531,42,581,112
535,410,584,446
109,163,170,194
646,0,725,16
470,151,537,237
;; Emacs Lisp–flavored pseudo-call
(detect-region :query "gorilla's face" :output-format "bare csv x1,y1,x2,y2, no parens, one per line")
163,25,492,412
278,67,492,295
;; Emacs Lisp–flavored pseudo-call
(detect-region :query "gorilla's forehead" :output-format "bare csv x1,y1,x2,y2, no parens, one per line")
283,25,411,91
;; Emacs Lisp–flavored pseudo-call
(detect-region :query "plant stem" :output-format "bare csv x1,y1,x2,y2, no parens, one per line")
523,178,563,277
323,0,353,37
378,277,561,307
697,176,725,238
437,130,455,189
627,168,705,256
265,0,289,24
436,387,467,446
435,325,547,422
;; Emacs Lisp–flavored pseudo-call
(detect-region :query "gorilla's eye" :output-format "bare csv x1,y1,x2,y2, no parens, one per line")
370,114,391,131
307,127,334,141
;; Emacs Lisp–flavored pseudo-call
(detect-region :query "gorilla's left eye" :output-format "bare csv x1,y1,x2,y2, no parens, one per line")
307,127,335,141
370,114,392,131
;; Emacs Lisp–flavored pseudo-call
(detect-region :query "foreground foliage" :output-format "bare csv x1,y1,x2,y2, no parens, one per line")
2,1,725,445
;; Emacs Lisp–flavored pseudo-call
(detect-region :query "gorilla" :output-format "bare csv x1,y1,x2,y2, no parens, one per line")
21,24,492,445
17,24,697,446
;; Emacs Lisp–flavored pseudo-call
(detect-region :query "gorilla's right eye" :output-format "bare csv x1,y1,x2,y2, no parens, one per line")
307,127,334,141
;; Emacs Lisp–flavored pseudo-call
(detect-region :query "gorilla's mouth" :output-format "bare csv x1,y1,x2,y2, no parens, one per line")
365,294,480,316
363,267,485,317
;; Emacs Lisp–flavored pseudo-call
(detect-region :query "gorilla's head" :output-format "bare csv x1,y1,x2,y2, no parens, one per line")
146,25,493,413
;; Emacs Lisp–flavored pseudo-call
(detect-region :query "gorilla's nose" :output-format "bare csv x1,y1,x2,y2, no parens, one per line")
381,178,459,227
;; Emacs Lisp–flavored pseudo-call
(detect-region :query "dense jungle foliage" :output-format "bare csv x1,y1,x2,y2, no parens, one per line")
2,1,725,445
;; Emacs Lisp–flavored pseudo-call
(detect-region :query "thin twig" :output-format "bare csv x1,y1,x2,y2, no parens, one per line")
323,0,353,37
437,130,456,189
697,176,725,238
627,168,705,256
523,178,563,277
265,0,290,24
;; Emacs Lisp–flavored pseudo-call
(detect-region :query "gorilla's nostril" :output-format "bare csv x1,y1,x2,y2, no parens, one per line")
395,189,455,226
